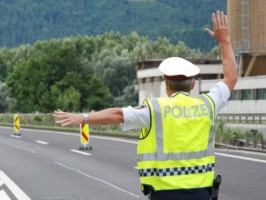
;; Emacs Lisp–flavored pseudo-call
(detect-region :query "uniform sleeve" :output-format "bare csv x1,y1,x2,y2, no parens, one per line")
120,106,150,131
207,81,231,117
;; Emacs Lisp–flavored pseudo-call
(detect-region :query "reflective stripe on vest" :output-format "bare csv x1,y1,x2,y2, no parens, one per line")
138,94,215,162
139,163,215,177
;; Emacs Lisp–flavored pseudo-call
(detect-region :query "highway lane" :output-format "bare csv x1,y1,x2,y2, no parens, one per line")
215,149,266,200
0,126,265,200
0,126,142,200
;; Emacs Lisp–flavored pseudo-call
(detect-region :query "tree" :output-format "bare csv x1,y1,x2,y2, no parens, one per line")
176,41,190,58
86,76,113,111
6,38,113,112
114,84,138,107
94,49,134,97
57,86,81,112
0,81,11,112
208,46,221,59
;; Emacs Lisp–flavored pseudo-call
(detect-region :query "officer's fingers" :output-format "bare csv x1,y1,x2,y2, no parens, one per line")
61,122,71,127
53,110,71,119
55,118,70,126
211,12,217,25
220,11,225,26
205,28,214,38
216,10,221,25
224,15,228,27
55,119,64,125
53,110,62,116
56,109,67,114
53,112,65,119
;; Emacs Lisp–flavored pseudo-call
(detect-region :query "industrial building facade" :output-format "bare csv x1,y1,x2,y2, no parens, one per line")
136,59,266,115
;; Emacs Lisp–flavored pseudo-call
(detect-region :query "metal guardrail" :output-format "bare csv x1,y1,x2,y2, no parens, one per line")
218,114,266,124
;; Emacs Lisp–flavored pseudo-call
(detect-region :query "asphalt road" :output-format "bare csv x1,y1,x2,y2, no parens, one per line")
0,126,265,200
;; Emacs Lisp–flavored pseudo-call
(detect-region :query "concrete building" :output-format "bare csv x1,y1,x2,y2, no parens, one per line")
136,59,266,116
136,59,223,102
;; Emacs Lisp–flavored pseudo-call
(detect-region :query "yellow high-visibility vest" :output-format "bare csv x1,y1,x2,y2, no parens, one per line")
137,93,215,191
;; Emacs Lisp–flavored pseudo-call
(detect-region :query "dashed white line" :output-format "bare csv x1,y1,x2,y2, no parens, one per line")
54,161,140,199
2,143,35,154
90,135,138,144
10,135,21,139
70,149,91,156
35,140,49,145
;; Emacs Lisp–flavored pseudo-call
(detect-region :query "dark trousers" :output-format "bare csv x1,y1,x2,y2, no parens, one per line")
149,188,211,200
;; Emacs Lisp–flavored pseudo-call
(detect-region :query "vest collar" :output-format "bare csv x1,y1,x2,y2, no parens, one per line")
170,91,189,98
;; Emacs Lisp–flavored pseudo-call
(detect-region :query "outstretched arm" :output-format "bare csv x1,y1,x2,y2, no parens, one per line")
53,108,124,126
205,10,238,92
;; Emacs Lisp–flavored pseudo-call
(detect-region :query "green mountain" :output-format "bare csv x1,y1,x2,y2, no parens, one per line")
0,0,226,51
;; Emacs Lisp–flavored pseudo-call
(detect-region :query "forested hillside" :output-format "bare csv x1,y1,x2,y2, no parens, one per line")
0,0,226,50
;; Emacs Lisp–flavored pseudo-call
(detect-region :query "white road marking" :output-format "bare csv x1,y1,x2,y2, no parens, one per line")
0,190,11,200
18,127,79,136
70,149,91,156
54,161,140,199
91,135,138,144
35,140,49,145
215,152,266,164
0,171,31,200
10,135,21,139
1,143,35,154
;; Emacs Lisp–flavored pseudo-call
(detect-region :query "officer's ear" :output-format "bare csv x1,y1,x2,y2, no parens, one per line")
164,79,172,97
190,78,195,90
165,79,169,89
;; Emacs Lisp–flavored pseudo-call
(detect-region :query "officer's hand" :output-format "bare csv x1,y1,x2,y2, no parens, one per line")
53,109,83,126
205,10,230,44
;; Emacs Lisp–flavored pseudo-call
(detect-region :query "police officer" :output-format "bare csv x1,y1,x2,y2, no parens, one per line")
54,10,237,200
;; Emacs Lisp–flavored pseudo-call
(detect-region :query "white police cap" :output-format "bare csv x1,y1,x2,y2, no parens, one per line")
158,57,200,77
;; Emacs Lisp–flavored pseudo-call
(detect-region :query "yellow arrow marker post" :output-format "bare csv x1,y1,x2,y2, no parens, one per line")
79,123,92,150
13,114,21,136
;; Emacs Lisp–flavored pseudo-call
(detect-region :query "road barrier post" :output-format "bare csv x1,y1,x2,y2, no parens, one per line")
79,123,92,150
13,114,21,136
